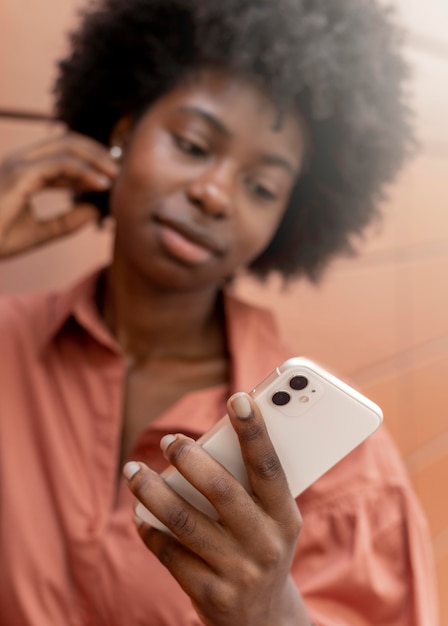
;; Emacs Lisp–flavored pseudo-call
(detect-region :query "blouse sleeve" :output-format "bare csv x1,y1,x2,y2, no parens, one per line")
292,482,439,626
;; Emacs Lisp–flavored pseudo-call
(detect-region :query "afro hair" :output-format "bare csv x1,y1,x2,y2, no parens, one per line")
54,0,414,281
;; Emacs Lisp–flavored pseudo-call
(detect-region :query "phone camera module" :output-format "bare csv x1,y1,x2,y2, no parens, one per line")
272,391,290,406
290,375,308,391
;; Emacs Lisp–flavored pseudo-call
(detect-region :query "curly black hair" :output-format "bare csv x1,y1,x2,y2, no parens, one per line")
54,0,413,281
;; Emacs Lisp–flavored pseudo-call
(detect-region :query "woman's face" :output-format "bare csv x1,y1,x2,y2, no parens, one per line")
110,69,306,291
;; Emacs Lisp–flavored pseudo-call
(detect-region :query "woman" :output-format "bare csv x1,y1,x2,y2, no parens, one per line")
0,0,438,624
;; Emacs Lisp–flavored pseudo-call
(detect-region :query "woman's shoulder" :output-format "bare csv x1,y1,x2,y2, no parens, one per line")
0,292,54,359
0,270,102,354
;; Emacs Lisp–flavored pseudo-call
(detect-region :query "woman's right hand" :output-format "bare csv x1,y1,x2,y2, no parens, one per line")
0,132,119,258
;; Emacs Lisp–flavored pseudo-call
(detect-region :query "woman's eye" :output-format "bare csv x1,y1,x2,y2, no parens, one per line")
173,135,208,157
246,178,278,202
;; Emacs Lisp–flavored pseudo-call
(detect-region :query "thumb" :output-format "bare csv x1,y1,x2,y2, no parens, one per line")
57,204,100,232
34,204,100,243
0,205,100,258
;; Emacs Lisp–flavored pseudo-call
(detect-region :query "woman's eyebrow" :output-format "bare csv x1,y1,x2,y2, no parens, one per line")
176,105,232,137
259,154,298,179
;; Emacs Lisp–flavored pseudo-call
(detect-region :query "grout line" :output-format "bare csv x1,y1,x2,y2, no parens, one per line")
0,109,54,122
405,430,448,475
408,31,448,61
333,238,448,274
350,335,448,476
349,334,448,387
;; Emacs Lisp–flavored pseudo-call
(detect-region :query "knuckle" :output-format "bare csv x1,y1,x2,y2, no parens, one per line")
158,542,176,568
57,153,76,168
65,132,102,157
240,421,264,443
290,507,303,537
132,471,153,498
168,439,195,466
1,155,24,180
207,474,234,505
60,134,78,150
198,579,232,616
260,541,283,568
280,506,303,544
235,562,260,589
166,507,196,537
255,453,283,481
1,155,18,172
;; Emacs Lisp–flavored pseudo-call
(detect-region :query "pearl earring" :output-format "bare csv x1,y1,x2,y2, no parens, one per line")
110,145,123,161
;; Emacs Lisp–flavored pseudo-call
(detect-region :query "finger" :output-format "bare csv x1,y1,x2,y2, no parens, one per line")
156,434,265,540
227,393,300,525
124,461,227,561
149,435,266,549
0,205,99,258
134,516,224,614
34,204,99,242
12,156,113,200
12,132,118,178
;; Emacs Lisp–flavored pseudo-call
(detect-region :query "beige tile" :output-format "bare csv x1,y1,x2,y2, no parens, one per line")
237,254,448,376
361,356,448,457
0,0,83,111
406,49,448,147
395,0,448,46
0,118,60,158
353,153,448,256
411,453,448,537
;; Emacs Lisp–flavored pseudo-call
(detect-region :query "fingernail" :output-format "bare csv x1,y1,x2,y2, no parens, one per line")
97,174,112,188
133,511,144,528
160,434,177,453
230,392,252,418
123,461,141,480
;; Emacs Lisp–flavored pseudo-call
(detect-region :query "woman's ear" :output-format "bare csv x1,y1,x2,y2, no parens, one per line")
109,115,133,152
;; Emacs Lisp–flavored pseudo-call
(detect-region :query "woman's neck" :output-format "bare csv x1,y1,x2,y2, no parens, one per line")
98,260,228,365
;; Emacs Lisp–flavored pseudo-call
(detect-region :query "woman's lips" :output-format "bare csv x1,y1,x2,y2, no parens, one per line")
156,222,217,265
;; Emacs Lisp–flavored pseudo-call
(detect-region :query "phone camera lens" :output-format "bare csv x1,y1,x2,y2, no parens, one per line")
272,391,290,406
290,375,308,391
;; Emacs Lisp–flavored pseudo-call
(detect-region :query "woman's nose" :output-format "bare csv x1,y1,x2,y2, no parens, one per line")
186,165,234,218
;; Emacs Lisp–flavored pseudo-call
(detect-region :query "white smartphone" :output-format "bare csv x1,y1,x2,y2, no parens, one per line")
136,357,383,530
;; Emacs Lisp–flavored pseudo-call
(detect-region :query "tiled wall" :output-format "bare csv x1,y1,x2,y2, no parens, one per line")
1,0,447,621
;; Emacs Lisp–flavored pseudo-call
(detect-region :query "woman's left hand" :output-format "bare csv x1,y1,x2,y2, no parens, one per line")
124,392,311,626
